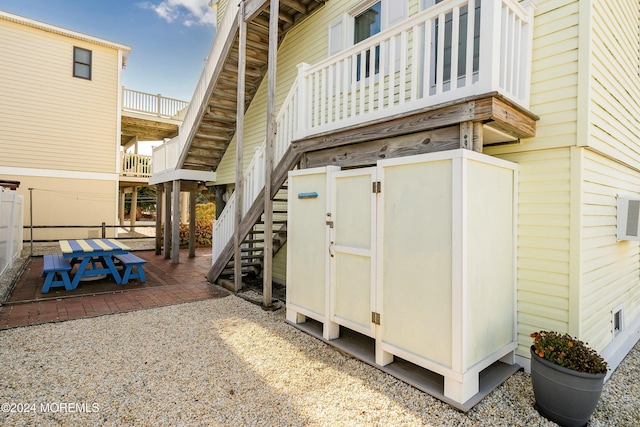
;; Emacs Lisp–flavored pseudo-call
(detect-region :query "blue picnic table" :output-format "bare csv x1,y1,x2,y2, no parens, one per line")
59,238,131,289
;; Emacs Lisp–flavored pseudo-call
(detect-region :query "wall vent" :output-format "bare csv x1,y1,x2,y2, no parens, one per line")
617,197,640,241
612,304,624,338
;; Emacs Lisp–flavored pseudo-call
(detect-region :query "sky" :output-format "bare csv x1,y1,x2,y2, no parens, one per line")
0,0,218,102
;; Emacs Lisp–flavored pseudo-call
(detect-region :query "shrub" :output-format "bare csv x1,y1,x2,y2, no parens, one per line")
160,203,215,248
530,331,608,375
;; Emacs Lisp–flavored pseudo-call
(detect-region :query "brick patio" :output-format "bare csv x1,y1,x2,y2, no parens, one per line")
0,247,230,329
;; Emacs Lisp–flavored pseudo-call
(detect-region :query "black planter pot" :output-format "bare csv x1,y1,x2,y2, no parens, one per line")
530,346,605,427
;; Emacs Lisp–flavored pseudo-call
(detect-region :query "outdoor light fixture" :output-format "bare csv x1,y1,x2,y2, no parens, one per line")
208,0,218,8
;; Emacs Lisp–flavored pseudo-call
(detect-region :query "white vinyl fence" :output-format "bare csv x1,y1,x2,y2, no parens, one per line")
0,189,24,279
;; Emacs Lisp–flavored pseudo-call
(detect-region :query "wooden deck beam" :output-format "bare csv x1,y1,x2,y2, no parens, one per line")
292,93,537,157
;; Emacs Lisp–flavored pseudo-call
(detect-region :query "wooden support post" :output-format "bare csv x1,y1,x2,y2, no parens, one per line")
473,122,484,152
234,0,247,292
130,185,138,232
155,184,163,255
460,121,472,150
263,0,279,308
119,190,125,226
189,189,196,258
172,179,180,263
164,182,172,259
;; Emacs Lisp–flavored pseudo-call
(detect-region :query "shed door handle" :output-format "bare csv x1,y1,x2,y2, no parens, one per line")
329,242,335,258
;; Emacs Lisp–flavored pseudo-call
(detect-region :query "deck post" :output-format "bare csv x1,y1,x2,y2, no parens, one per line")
155,184,163,255
163,182,171,259
172,179,180,263
234,0,247,292
130,185,138,232
189,189,196,258
262,0,279,308
119,190,125,226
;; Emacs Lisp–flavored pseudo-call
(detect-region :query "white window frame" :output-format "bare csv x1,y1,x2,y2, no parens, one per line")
328,0,408,57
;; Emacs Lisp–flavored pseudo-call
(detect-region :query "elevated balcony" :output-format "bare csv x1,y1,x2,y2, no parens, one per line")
121,88,188,146
295,0,536,143
119,88,206,184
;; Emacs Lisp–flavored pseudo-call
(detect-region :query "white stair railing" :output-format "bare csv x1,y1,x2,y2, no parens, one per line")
212,78,299,264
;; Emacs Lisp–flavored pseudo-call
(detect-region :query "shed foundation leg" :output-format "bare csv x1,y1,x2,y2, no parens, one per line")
500,350,516,365
286,309,306,324
375,347,393,366
444,372,479,404
323,320,339,340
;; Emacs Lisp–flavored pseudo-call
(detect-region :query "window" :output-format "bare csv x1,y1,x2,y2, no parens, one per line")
426,0,481,84
354,2,381,80
73,47,92,80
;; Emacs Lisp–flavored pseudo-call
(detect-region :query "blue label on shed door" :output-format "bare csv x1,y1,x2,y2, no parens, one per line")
298,192,318,199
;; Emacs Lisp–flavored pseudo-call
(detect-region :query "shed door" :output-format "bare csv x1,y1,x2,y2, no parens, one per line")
330,168,377,338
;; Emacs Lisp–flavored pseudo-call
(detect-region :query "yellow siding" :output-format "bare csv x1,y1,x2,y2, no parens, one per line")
589,0,640,170
0,174,117,241
497,148,572,357
580,150,640,352
273,242,287,284
216,0,230,28
0,19,120,175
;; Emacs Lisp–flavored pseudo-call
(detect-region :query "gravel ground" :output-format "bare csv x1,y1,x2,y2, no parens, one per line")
0,296,638,426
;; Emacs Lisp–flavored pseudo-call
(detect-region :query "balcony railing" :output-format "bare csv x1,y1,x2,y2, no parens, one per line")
121,152,152,178
122,88,189,119
296,0,535,138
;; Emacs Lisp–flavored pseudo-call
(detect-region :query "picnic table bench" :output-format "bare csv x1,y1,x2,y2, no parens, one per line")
113,253,147,283
41,254,73,293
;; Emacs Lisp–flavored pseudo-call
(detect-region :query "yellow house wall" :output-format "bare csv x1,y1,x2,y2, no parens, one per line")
216,0,230,28
588,0,640,171
490,0,640,357
0,174,117,241
579,149,640,352
0,15,123,239
0,19,121,175
572,0,640,352
273,242,287,284
496,148,572,356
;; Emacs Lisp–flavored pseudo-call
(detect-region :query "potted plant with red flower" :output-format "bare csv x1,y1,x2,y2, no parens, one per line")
530,331,608,427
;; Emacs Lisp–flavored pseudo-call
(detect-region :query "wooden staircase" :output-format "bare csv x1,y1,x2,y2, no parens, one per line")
176,0,327,173
207,147,300,284
219,188,288,280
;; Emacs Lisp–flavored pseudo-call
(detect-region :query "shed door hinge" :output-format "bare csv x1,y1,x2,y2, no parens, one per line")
372,181,381,194
371,312,381,325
